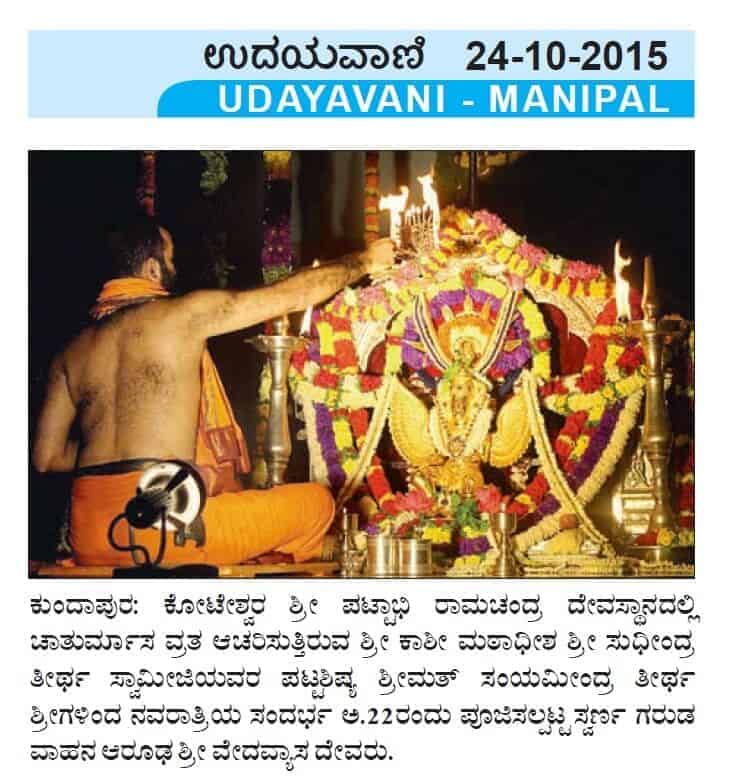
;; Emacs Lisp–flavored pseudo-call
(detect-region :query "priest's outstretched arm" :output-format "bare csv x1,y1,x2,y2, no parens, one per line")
179,238,394,339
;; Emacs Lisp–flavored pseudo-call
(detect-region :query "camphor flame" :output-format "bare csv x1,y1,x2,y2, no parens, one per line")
614,239,633,322
379,186,409,247
299,260,320,336
417,170,440,246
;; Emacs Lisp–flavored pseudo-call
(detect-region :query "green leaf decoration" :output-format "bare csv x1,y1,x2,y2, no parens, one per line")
200,151,229,196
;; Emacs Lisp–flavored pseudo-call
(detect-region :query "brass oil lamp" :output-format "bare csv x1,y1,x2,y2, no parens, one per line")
617,249,689,562
245,315,305,486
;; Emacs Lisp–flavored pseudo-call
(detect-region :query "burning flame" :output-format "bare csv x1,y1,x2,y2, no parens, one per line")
299,260,320,336
614,239,632,322
417,170,440,246
379,186,409,246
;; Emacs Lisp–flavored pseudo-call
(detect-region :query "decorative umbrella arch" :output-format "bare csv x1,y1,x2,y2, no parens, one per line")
259,207,651,562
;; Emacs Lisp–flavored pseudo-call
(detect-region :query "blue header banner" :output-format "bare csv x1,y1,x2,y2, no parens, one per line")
158,80,693,118
29,30,695,118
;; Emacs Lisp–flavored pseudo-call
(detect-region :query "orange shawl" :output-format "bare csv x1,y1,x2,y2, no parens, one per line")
91,278,250,494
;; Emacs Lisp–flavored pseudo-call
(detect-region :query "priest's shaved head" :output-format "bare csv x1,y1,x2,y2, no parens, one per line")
32,218,394,567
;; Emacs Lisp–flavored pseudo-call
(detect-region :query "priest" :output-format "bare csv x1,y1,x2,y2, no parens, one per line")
32,218,394,566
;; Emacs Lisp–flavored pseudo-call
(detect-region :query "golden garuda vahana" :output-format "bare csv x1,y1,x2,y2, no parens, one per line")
389,293,531,494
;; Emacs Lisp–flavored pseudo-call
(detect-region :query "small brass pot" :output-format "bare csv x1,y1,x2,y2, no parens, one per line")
396,539,432,578
365,535,398,577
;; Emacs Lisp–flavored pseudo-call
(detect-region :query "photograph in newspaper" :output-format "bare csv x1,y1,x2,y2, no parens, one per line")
29,150,694,579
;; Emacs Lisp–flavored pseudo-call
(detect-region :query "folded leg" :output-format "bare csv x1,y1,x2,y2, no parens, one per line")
201,483,335,563
70,472,334,566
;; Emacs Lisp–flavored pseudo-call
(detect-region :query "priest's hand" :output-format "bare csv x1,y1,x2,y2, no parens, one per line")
361,237,395,277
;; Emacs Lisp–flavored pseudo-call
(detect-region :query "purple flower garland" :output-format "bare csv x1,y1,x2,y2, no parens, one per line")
314,402,347,492
424,287,533,378
457,535,491,555
493,316,532,375
261,219,293,282
307,277,623,535
518,404,622,530
568,402,622,491
401,318,426,370
518,493,562,530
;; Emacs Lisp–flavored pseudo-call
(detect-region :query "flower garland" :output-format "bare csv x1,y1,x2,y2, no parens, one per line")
364,151,380,246
507,315,645,538
295,371,396,510
512,371,609,552
394,275,551,383
326,205,612,328
334,378,396,509
363,483,508,553
671,327,694,529
281,207,691,565
261,151,293,284
314,402,348,492
540,295,646,424
291,211,633,530
262,220,294,284
136,151,156,217
500,290,646,538
289,272,552,521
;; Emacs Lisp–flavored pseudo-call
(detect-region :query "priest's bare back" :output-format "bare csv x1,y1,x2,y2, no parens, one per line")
32,225,394,474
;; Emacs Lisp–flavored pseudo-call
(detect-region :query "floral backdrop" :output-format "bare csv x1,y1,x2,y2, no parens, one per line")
254,207,694,567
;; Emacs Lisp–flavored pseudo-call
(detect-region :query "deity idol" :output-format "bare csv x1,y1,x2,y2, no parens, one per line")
389,293,531,495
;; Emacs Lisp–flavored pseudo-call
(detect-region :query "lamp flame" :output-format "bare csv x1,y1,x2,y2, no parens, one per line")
614,239,632,322
379,186,409,247
417,170,440,247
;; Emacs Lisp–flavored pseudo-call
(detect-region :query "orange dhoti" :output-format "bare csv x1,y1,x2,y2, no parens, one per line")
70,471,334,567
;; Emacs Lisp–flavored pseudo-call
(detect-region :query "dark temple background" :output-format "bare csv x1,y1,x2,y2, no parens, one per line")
28,150,694,559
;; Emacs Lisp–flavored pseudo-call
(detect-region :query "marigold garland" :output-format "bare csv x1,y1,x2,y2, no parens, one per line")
257,207,694,562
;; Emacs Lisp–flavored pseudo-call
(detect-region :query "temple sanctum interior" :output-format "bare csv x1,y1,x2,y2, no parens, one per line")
29,150,694,578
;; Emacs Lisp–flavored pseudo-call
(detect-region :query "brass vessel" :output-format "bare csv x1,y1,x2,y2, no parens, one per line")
365,534,398,577
396,539,433,577
245,317,305,486
339,511,364,577
490,508,522,578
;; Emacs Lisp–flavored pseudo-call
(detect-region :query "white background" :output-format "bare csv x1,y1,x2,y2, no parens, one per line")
3,0,731,781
